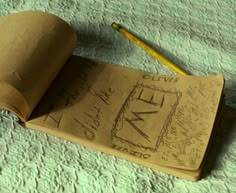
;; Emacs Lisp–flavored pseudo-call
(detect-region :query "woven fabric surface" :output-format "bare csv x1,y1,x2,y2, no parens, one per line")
0,0,235,192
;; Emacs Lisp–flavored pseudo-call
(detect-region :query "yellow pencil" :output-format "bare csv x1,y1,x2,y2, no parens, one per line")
111,22,189,76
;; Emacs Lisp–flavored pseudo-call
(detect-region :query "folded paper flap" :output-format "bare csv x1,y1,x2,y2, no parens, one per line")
0,81,29,121
27,56,224,171
0,11,77,117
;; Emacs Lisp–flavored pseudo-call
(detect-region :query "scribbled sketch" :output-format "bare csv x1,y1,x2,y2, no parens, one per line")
28,57,223,168
111,82,182,152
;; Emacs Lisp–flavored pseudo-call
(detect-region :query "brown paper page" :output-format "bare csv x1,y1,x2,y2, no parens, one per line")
26,56,224,179
0,11,76,121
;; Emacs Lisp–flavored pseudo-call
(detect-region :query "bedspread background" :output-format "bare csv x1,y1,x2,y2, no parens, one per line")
0,0,235,192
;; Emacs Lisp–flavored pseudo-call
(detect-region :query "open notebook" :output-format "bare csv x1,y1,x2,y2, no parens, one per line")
0,11,224,181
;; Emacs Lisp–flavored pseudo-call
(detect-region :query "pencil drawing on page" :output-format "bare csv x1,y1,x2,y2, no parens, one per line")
111,82,182,152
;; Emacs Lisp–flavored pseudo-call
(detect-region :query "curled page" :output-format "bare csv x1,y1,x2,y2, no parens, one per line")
0,81,29,120
0,11,77,121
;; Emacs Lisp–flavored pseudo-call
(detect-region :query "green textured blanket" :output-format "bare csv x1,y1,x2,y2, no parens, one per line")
0,0,235,192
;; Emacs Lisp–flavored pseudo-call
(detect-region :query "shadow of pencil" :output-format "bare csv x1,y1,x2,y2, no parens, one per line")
119,24,190,75
72,22,136,63
201,103,236,179
144,40,189,74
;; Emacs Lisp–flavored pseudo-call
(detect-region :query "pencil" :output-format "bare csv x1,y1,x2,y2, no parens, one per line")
111,22,189,76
